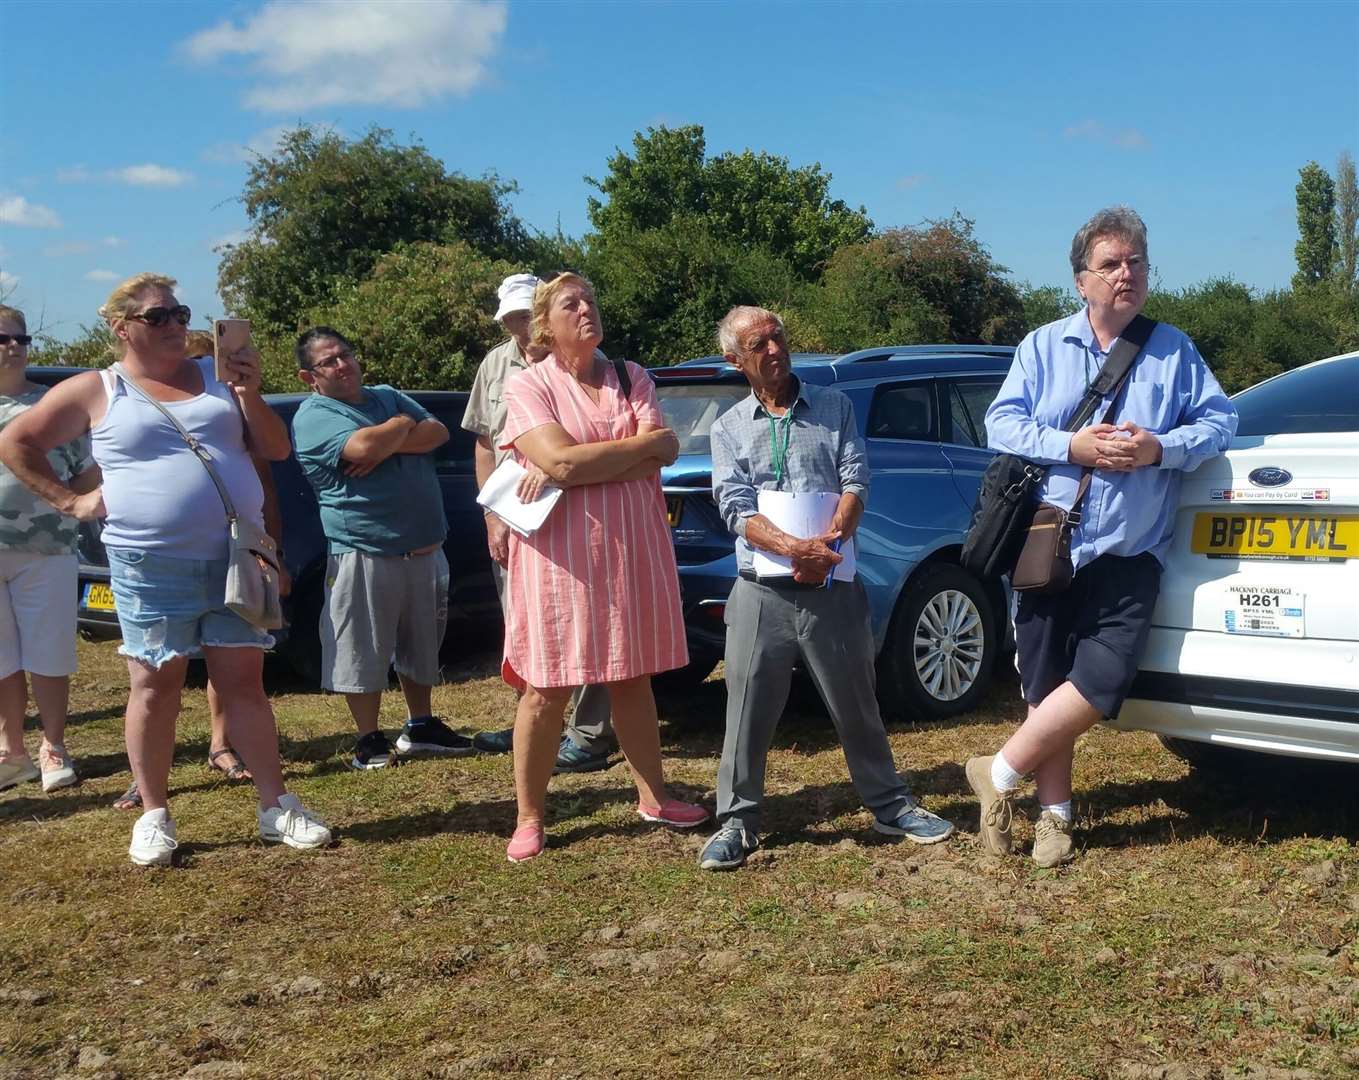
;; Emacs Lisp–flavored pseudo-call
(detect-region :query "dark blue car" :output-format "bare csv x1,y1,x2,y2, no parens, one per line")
49,374,497,682
652,345,1016,720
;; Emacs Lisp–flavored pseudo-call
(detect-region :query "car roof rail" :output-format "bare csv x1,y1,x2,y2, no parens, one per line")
833,344,1015,365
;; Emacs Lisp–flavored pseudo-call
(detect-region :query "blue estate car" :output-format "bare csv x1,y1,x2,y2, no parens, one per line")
652,345,1016,720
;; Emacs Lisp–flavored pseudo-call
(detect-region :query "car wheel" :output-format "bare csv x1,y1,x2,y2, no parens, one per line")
1156,735,1273,779
881,563,996,721
653,647,722,695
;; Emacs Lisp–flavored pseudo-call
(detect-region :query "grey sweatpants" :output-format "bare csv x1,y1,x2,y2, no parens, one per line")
492,561,614,751
717,576,913,833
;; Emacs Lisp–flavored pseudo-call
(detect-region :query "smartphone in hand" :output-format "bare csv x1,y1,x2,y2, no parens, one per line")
214,319,252,382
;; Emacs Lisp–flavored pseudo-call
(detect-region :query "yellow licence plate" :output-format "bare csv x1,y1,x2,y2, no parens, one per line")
82,583,116,611
666,495,684,527
1191,513,1358,561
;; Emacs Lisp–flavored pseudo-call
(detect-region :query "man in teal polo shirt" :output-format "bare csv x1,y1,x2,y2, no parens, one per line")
292,326,474,769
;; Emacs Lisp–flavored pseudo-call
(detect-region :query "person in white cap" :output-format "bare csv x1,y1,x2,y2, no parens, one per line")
462,274,616,767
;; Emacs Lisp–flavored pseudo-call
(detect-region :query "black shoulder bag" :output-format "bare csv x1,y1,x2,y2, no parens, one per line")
960,314,1156,591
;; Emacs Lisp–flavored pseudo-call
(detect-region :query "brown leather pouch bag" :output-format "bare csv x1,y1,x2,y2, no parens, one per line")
1011,501,1076,594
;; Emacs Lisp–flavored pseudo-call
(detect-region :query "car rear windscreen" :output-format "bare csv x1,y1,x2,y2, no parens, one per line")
1232,355,1359,436
656,384,750,454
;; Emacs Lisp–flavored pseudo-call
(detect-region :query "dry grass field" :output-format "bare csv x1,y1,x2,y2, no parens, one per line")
2,636,1358,1080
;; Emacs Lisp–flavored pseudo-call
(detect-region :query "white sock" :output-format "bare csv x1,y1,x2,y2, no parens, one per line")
1042,801,1073,823
990,750,1024,793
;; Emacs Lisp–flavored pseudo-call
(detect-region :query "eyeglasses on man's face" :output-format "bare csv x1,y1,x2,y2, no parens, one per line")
306,348,357,373
0,333,33,347
1082,255,1150,281
125,305,192,328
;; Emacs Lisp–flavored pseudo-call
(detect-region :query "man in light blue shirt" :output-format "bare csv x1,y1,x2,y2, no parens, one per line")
967,207,1236,868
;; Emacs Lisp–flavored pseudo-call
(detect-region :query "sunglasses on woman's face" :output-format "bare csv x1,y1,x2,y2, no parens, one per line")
126,305,192,328
0,333,33,346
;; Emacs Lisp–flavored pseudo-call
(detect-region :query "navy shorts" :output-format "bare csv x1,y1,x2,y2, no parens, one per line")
1013,552,1162,720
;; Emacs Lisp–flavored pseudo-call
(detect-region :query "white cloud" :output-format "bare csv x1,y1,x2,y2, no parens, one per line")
0,270,19,291
1063,119,1149,151
44,241,93,257
109,164,194,187
183,0,507,111
102,236,125,248
84,269,119,282
57,164,94,183
202,123,300,164
0,195,63,229
209,230,251,252
896,173,928,191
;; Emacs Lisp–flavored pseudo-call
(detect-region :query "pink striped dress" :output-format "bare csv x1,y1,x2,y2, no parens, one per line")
498,355,688,689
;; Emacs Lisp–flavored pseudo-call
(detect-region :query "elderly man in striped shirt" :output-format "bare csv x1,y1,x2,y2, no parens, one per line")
697,306,955,871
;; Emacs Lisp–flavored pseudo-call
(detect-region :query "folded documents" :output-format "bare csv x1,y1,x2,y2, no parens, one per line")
475,457,562,536
750,490,857,581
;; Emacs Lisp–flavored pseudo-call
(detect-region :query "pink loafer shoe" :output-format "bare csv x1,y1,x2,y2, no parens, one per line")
637,798,709,829
506,822,546,863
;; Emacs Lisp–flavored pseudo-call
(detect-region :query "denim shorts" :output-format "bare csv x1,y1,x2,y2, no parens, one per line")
106,546,274,669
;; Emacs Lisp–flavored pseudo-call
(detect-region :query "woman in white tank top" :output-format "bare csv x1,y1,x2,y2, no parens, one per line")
0,273,332,866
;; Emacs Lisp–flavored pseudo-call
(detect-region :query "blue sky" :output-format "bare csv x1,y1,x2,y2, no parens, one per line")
2,0,1356,342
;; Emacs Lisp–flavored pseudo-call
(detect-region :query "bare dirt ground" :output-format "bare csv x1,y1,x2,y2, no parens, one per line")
2,638,1357,1080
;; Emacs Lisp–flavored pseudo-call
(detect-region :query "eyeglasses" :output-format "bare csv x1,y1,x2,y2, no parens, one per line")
0,333,33,347
306,349,356,372
125,305,192,328
1081,256,1151,284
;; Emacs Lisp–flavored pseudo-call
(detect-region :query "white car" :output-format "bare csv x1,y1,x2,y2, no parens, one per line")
1113,350,1359,766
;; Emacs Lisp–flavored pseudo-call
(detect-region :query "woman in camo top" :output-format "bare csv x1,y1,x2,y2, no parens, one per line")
0,305,101,795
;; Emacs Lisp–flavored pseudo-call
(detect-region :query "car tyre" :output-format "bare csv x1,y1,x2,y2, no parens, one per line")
881,563,996,722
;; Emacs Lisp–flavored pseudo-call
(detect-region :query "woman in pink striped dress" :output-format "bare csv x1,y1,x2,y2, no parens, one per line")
498,273,707,862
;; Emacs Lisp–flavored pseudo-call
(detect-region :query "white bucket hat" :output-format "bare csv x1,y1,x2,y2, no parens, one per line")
494,273,541,321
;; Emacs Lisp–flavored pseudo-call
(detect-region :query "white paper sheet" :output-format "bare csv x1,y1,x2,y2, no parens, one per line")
475,457,563,537
750,490,857,581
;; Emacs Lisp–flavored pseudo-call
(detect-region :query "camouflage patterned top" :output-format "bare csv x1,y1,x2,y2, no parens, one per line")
0,383,94,555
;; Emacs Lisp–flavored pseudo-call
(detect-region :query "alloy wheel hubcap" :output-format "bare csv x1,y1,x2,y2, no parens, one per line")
913,588,985,702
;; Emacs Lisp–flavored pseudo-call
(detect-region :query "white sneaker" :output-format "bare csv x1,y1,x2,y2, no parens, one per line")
258,793,332,850
129,808,178,866
39,744,78,792
0,756,40,792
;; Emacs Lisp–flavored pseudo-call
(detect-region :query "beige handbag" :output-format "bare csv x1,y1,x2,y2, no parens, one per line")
111,363,283,629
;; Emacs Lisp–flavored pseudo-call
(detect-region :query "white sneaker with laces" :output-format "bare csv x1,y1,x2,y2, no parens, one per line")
40,744,78,792
129,808,178,866
0,756,40,792
258,793,332,850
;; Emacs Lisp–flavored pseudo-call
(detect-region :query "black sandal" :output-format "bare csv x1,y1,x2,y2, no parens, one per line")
112,780,141,811
208,748,251,782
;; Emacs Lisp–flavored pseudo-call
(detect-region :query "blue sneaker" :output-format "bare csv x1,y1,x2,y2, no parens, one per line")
553,735,611,774
698,826,760,871
872,799,955,845
472,727,513,754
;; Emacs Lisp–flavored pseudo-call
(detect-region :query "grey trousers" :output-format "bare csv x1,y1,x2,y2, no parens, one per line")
492,560,614,751
717,576,913,833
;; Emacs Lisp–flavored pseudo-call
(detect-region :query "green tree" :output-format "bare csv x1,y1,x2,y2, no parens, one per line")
1294,161,1337,287
300,241,514,392
218,125,532,348
587,125,872,280
1018,283,1081,330
586,216,803,365
791,215,1025,351
1335,150,1358,289
28,323,115,368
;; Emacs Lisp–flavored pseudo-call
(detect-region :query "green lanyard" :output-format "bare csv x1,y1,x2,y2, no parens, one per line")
767,410,794,485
